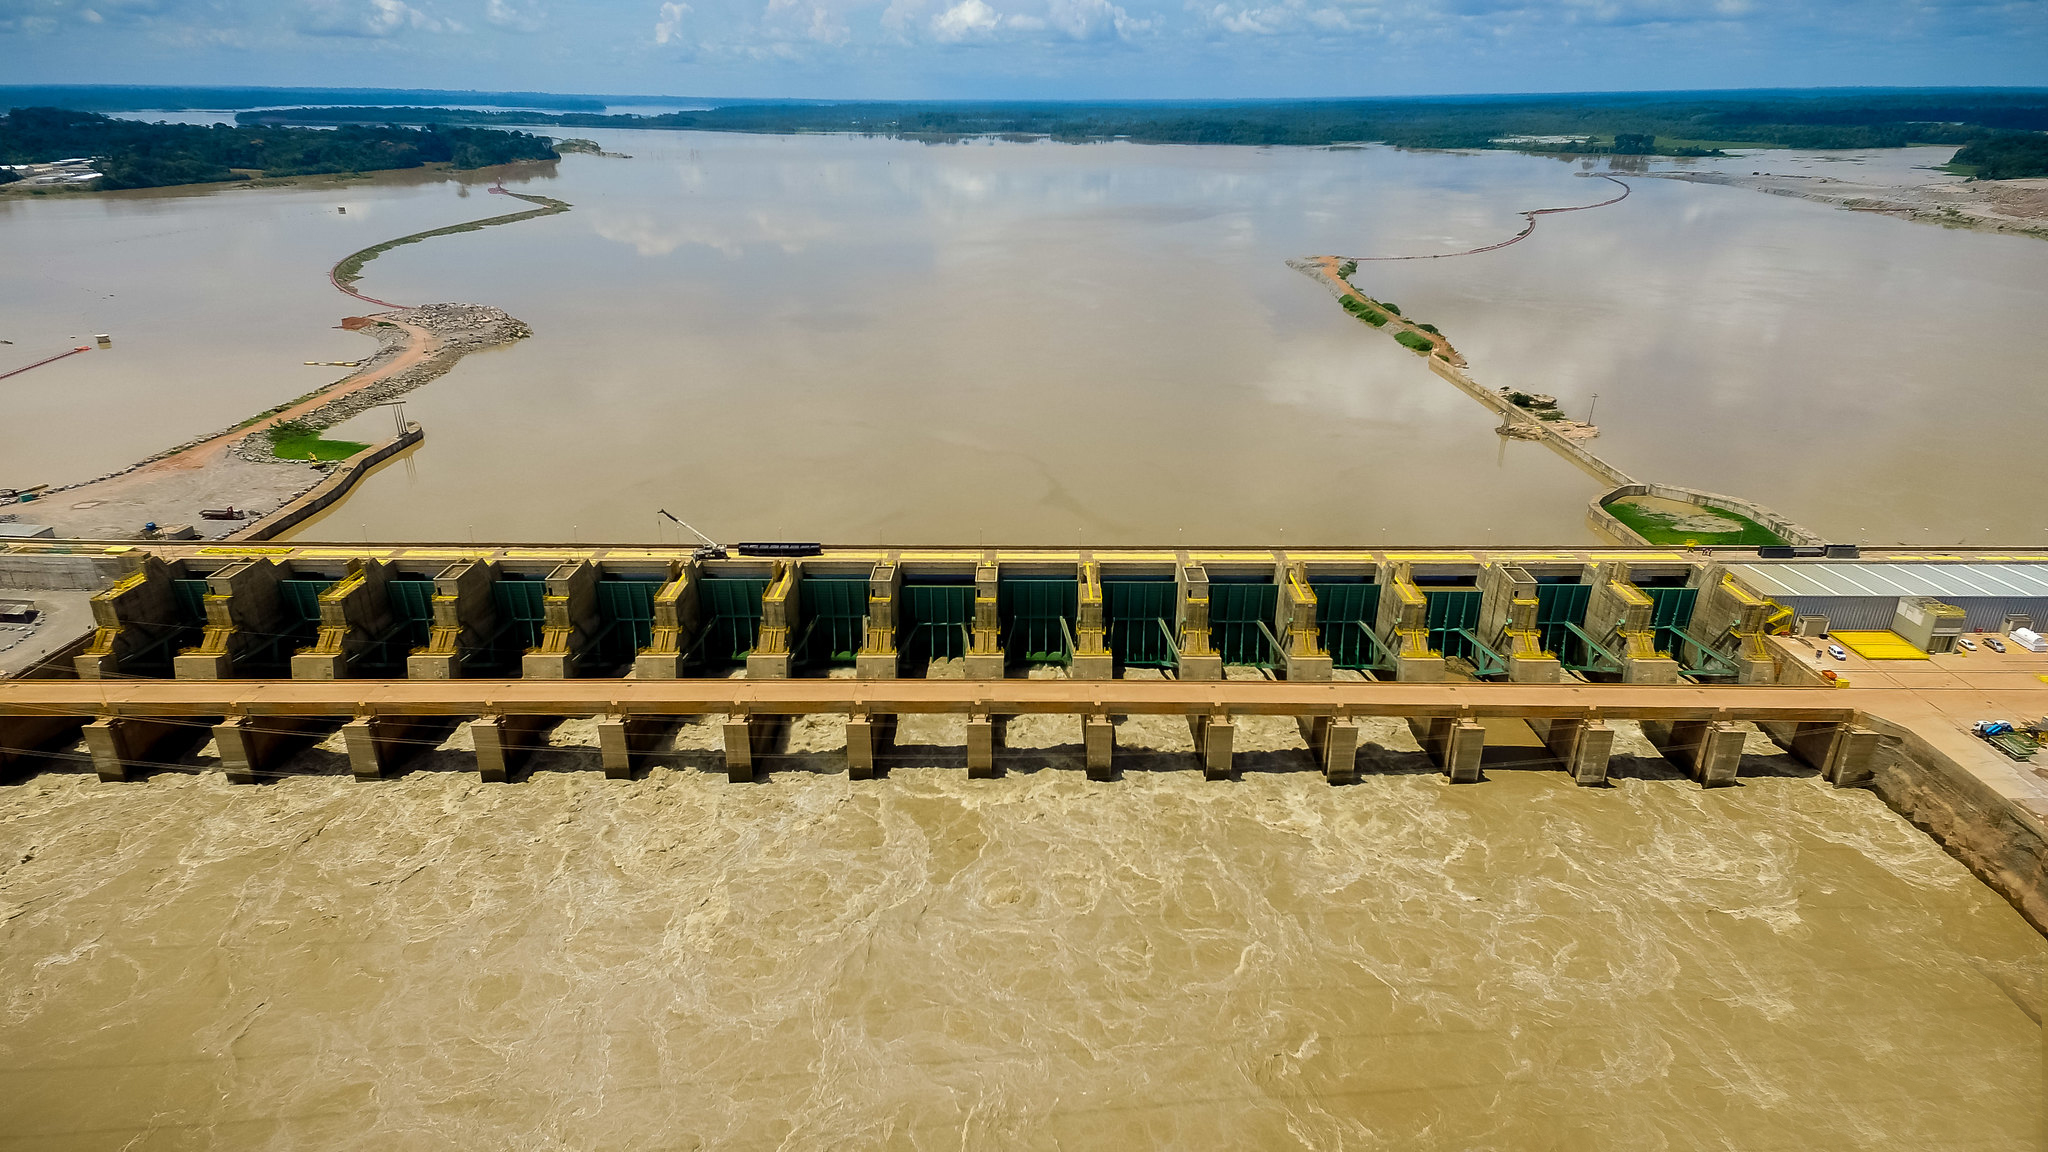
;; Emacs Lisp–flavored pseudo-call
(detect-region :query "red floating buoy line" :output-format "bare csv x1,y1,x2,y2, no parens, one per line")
0,345,93,383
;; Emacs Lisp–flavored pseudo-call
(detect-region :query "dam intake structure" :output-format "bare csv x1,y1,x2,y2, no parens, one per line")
6,539,2048,932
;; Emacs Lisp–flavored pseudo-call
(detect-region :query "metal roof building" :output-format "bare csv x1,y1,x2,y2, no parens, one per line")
1727,562,2048,632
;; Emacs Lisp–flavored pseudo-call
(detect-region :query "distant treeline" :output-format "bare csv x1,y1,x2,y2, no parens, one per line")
0,108,559,190
1951,133,2048,179
0,86,607,113
236,90,2048,163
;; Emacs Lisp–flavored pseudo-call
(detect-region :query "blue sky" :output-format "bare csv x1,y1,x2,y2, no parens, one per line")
3,0,2046,99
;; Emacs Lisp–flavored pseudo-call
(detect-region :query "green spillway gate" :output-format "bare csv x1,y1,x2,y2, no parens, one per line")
171,579,210,631
1311,582,1387,671
797,577,869,668
482,579,548,674
1104,579,1178,670
1642,586,1697,653
228,578,332,675
1641,585,1737,678
1422,587,1506,678
999,578,1077,666
125,578,215,675
903,583,973,665
357,578,437,675
686,577,768,670
592,577,665,671
1210,581,1281,667
1534,583,1622,674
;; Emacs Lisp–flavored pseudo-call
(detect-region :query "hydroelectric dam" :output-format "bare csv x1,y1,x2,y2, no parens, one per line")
5,537,2048,931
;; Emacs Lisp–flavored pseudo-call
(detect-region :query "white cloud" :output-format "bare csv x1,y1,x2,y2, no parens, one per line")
1047,0,1147,38
300,0,453,36
653,0,686,41
931,0,999,38
484,0,543,30
922,0,1130,41
764,0,851,44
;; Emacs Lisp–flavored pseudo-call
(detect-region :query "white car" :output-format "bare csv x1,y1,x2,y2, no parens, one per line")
1985,637,2007,654
1828,644,1848,661
1958,637,1977,652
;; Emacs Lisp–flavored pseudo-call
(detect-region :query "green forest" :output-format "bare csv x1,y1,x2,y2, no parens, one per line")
233,89,2048,169
0,108,559,190
1951,133,2048,179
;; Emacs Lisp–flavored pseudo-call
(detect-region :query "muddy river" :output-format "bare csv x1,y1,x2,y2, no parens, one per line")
0,718,2041,1148
5,135,2044,544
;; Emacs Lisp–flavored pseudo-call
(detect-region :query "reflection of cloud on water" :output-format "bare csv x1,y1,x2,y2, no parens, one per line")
590,207,839,257
1249,340,1464,424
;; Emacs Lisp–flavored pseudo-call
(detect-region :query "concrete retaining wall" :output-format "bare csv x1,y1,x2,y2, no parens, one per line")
0,550,134,591
1588,482,1825,548
229,423,423,543
1860,719,2048,935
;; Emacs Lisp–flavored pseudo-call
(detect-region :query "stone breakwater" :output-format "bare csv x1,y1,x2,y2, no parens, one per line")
230,303,531,464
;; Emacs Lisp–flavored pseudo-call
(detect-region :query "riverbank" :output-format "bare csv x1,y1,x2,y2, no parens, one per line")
8,188,563,541
1644,169,2048,241
15,304,524,540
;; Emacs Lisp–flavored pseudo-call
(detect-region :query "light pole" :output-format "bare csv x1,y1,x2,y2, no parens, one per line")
1587,393,1599,425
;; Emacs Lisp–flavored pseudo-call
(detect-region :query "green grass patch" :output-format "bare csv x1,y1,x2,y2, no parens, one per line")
1605,499,1787,547
1394,330,1434,353
266,418,369,461
1340,295,1389,326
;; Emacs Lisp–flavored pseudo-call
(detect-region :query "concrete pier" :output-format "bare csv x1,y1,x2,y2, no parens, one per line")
967,712,996,777
174,560,286,679
746,563,796,680
723,712,783,782
472,713,554,782
598,713,662,779
856,562,901,680
1411,715,1486,782
1071,561,1113,681
1536,716,1615,785
213,714,328,784
341,713,444,780
1645,717,1745,787
964,563,1005,680
1190,713,1235,780
1280,566,1334,682
523,561,598,678
294,561,397,680
411,560,498,679
1084,713,1114,780
1313,716,1360,784
82,715,190,782
846,711,893,779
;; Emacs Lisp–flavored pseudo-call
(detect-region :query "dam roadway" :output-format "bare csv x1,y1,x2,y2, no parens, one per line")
5,538,2048,929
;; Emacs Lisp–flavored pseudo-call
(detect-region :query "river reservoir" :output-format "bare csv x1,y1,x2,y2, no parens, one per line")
3,133,2045,544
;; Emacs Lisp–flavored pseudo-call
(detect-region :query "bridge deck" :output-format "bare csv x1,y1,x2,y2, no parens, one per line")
0,676,2029,726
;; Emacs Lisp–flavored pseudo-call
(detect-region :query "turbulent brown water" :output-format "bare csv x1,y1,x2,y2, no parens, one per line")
1,718,2040,1148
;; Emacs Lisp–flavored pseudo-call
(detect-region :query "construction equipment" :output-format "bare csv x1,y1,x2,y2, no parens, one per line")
1973,720,2039,762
